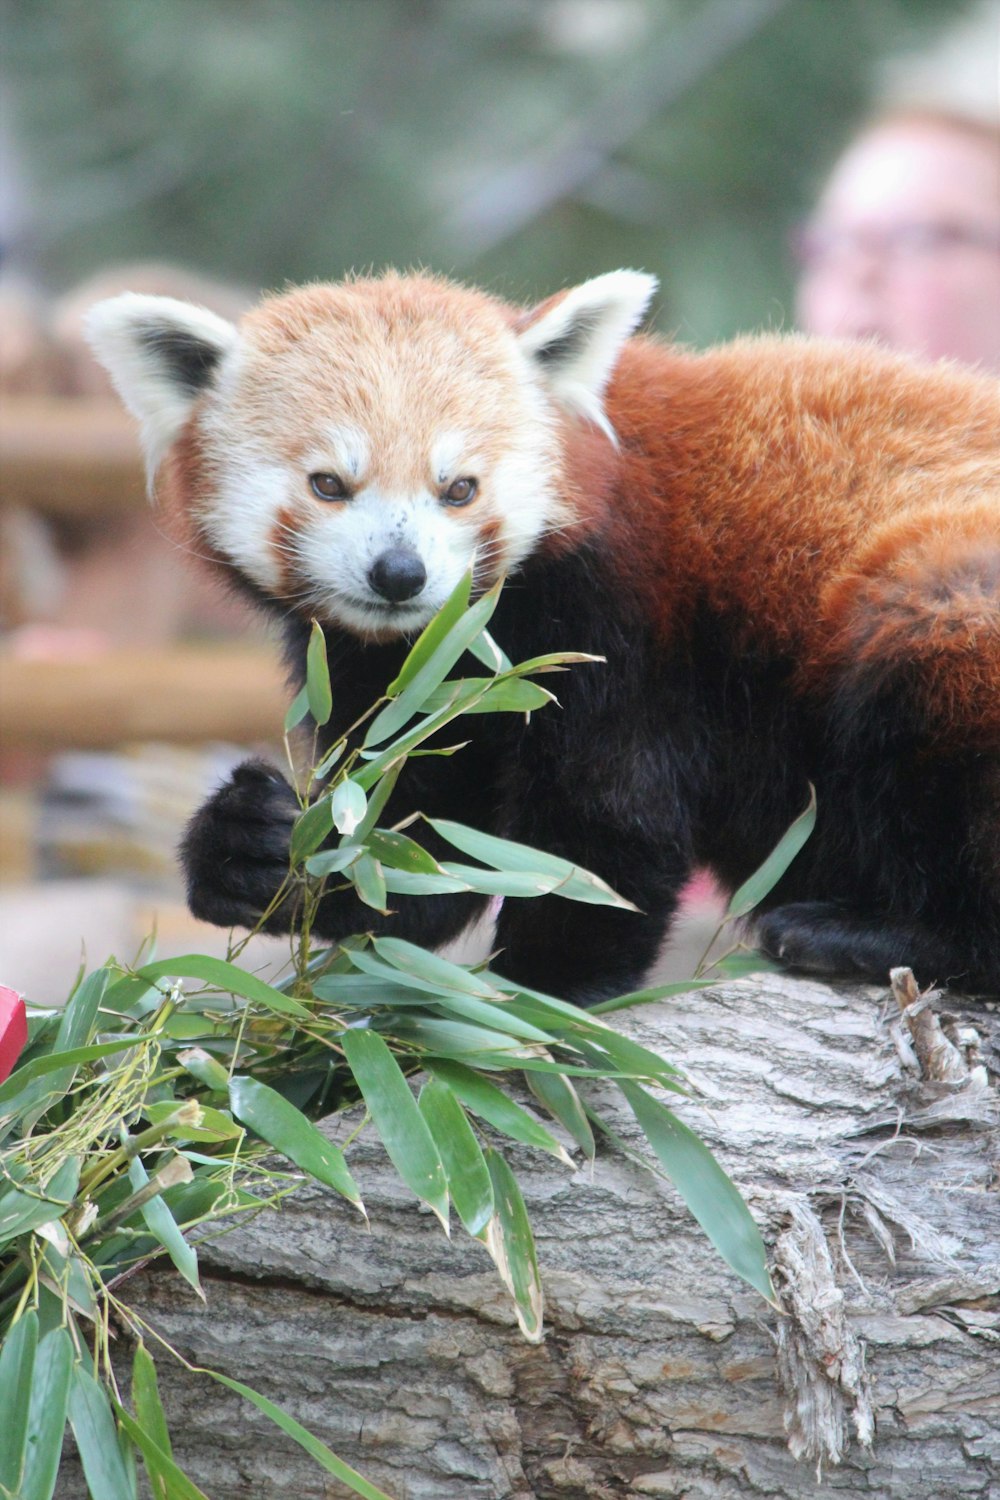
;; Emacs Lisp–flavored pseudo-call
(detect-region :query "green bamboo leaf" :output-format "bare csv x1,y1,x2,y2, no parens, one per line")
305,620,333,726
143,1100,242,1143
196,1371,397,1500
466,627,511,674
353,684,482,787
525,1071,594,1160
131,1344,172,1465
0,1308,37,1495
113,956,313,1021
68,1363,138,1500
385,1016,533,1065
618,1080,775,1304
228,1076,364,1215
424,819,638,910
114,1405,209,1500
725,786,817,919
351,758,403,841
284,684,310,733
362,829,440,874
370,936,502,1001
38,1241,98,1324
330,778,368,837
309,973,430,1008
379,870,474,897
350,853,388,912
363,581,502,747
363,943,554,1043
0,1156,81,1245
420,677,553,715
9,968,112,1133
418,1079,494,1237
436,863,564,898
289,795,335,864
176,1047,230,1093
588,977,722,1015
424,1060,572,1164
0,1038,146,1118
481,1148,543,1342
385,569,472,696
303,842,363,878
19,1325,73,1500
705,950,783,979
56,966,110,1050
340,1028,449,1228
128,1156,202,1298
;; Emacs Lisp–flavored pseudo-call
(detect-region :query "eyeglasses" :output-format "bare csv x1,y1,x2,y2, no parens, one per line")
792,220,1000,270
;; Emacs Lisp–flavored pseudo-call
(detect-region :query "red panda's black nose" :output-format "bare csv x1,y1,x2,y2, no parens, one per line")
368,547,427,603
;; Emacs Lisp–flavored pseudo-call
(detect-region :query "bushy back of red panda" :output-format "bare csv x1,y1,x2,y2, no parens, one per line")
86,269,1000,1000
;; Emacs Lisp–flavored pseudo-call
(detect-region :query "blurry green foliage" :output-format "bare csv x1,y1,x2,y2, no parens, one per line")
3,0,965,343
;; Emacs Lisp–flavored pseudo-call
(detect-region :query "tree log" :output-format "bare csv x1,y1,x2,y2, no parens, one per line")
59,972,1000,1499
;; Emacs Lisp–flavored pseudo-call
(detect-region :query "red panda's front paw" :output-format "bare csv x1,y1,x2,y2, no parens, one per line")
180,759,300,933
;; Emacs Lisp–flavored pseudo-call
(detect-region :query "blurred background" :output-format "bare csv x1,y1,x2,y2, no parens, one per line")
1,0,997,1002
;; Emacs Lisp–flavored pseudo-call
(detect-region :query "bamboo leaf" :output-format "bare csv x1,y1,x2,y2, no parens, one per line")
725,786,817,919
424,1060,572,1164
350,853,388,912
305,620,333,726
128,1156,202,1298
284,684,310,733
618,1080,775,1304
0,1156,81,1245
340,1028,449,1228
481,1148,543,1342
363,581,502,747
362,829,440,874
289,796,335,865
131,1344,172,1465
303,842,364,878
0,1308,37,1495
196,1371,397,1500
418,1079,494,1237
229,1076,365,1215
466,626,511,673
330,779,368,837
525,1071,594,1160
424,819,637,909
19,1325,73,1500
114,1404,210,1500
110,956,313,1021
386,569,472,696
68,1363,138,1500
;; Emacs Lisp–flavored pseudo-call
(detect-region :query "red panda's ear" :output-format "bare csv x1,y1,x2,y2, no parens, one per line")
85,293,238,481
515,269,657,440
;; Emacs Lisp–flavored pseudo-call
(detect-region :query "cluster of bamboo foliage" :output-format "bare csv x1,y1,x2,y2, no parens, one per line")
0,575,814,1500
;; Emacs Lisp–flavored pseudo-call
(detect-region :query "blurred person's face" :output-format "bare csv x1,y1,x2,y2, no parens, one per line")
795,122,1000,373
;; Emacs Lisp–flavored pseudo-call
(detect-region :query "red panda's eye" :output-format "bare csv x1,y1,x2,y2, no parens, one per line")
443,477,477,507
310,472,350,502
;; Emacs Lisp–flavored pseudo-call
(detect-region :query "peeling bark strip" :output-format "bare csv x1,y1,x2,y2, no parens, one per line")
58,974,1000,1499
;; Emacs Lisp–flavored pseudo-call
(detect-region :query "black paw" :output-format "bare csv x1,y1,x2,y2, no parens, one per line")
755,901,875,978
181,759,300,932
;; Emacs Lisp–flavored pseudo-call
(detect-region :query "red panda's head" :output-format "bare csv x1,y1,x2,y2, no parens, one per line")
86,269,655,639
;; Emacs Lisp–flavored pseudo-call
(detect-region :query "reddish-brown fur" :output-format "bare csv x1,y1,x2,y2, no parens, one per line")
567,335,998,743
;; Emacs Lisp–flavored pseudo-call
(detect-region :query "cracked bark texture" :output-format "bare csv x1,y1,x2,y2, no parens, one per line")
59,974,1000,1499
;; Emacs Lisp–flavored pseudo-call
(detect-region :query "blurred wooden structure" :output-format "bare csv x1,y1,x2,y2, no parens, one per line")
1,397,285,751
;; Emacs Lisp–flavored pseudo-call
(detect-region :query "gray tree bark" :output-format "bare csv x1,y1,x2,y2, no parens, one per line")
61,971,1000,1499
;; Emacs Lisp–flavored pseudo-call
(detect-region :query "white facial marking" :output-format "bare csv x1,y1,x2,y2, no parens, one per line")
283,486,476,637
202,455,287,592
431,431,476,485
316,424,370,483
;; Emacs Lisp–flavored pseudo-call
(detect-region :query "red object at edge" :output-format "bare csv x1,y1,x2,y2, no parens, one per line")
0,985,28,1084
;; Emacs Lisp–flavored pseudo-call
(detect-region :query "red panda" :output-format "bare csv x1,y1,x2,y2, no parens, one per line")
86,270,1000,1002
